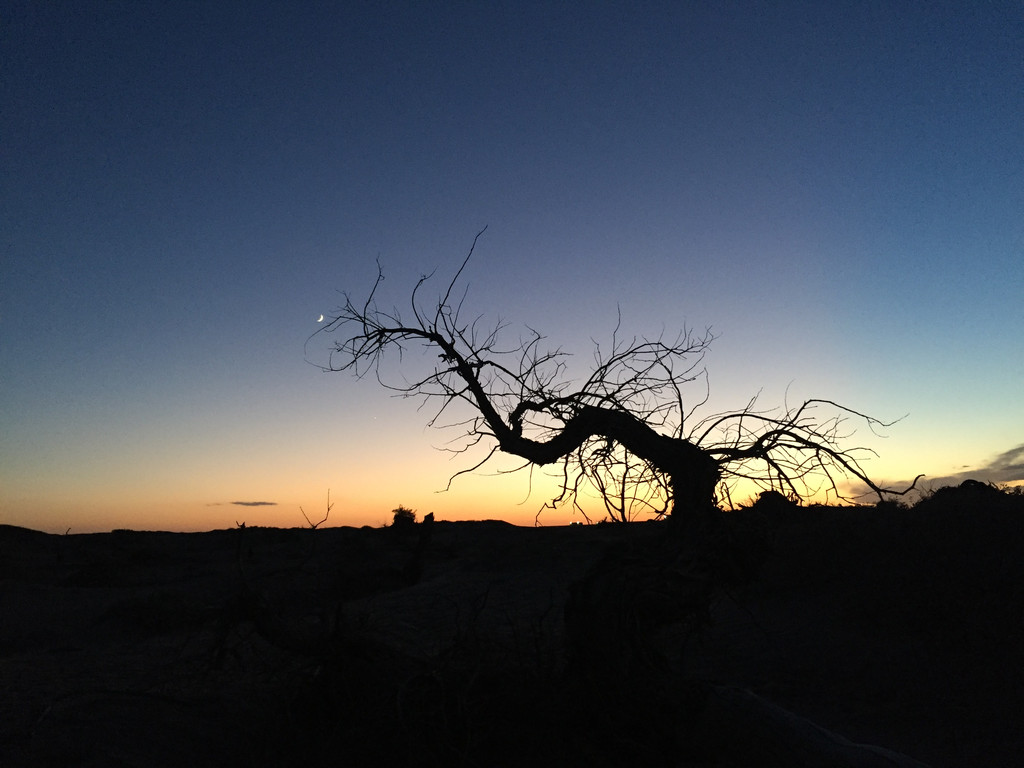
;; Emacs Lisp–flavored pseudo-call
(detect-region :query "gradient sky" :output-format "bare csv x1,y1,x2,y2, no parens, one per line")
2,1,1022,533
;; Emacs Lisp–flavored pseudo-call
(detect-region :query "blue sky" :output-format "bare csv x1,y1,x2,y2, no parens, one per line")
2,1,1022,532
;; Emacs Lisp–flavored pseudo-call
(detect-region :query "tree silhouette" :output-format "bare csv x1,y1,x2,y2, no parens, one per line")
312,230,918,529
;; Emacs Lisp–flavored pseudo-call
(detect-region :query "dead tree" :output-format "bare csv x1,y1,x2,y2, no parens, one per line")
310,230,918,530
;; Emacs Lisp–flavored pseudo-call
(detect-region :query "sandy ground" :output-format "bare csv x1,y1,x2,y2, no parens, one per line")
1,497,1021,766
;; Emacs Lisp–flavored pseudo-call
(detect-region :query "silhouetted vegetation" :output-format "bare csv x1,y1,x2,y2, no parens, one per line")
391,504,417,528
312,231,919,533
300,488,334,529
296,234,964,763
2,485,1022,765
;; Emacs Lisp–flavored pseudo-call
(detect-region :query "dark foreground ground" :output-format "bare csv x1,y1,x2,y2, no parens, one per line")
2,485,1022,767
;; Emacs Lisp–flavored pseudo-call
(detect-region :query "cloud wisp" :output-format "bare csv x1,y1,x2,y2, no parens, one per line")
205,501,279,507
853,442,1024,499
918,443,1024,490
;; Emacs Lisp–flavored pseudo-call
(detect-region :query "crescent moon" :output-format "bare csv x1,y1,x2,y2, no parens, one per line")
317,314,324,323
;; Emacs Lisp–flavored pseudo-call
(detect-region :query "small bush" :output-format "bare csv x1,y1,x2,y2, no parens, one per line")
750,489,799,518
392,505,417,528
914,479,1008,513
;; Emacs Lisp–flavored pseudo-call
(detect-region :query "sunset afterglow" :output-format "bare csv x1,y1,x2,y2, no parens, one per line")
2,3,1021,533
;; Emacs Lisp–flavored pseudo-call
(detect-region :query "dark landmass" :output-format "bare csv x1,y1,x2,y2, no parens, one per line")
2,484,1022,766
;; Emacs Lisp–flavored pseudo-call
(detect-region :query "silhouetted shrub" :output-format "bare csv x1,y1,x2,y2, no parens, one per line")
749,490,801,523
391,504,417,528
914,479,1010,514
874,498,907,513
753,489,795,508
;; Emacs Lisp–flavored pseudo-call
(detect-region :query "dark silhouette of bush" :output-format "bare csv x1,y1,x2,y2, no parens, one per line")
874,497,907,513
750,489,797,514
746,489,806,528
391,504,416,528
914,478,1016,514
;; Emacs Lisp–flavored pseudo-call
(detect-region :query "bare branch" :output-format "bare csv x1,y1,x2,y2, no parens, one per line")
300,489,334,529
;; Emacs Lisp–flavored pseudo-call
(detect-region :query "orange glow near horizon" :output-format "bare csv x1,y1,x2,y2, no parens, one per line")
2,457,927,535
2,415,1016,534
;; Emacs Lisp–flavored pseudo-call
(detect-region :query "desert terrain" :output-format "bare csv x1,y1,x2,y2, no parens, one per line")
1,483,1021,767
